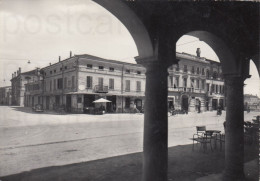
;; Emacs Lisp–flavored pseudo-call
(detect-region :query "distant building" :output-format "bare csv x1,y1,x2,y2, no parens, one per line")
168,52,225,112
0,86,12,105
10,68,40,106
244,94,260,111
23,51,225,113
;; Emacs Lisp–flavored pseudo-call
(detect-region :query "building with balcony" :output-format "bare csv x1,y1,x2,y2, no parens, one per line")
11,68,41,106
168,52,225,112
244,94,260,111
0,86,12,105
24,54,146,113
23,51,225,113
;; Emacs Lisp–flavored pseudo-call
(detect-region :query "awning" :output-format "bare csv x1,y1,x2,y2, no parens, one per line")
93,98,111,103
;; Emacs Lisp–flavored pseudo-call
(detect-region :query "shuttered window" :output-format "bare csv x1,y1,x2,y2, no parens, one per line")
86,76,93,89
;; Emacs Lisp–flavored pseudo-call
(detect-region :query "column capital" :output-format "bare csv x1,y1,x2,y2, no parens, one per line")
135,56,172,76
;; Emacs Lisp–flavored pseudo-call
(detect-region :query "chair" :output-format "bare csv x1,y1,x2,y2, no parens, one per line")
192,126,213,152
215,133,225,151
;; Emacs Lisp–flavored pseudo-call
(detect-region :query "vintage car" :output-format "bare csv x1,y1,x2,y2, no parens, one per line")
32,104,44,112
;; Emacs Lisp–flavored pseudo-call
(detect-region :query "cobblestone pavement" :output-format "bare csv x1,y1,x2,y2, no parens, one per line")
0,106,258,176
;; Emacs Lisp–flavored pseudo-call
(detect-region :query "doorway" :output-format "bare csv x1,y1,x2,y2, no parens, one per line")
46,96,50,110
107,95,116,112
66,95,72,112
135,98,143,111
181,95,189,112
212,99,218,110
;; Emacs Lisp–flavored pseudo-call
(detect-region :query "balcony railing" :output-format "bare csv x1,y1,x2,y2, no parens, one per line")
94,85,108,93
168,87,205,93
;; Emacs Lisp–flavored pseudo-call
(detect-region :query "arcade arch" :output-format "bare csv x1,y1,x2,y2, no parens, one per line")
92,1,258,181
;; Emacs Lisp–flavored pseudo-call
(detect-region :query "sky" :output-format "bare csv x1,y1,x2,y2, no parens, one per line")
0,0,259,96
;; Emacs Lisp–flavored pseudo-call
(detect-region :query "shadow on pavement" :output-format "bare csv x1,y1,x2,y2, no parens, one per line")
1,143,258,181
10,107,67,115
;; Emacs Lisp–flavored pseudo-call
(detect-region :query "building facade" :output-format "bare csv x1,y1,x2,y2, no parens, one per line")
168,52,225,112
11,68,40,106
25,54,146,113
244,94,260,111
23,52,225,113
0,86,12,105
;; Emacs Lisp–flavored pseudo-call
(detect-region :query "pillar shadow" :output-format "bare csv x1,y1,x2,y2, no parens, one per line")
1,143,258,181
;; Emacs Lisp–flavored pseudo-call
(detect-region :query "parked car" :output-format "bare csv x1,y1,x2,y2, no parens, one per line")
32,104,44,112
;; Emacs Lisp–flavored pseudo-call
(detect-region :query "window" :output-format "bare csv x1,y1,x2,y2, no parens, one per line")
44,80,46,91
175,77,179,87
196,79,199,89
64,66,67,70
87,64,93,69
197,67,200,74
207,83,210,92
53,79,56,90
191,66,195,74
125,69,130,74
183,78,187,87
176,64,179,71
64,77,67,89
57,78,63,89
201,80,205,89
211,84,215,93
60,67,62,71
206,70,210,79
191,79,194,88
137,71,141,75
50,71,52,74
72,76,75,88
136,81,141,92
169,76,173,87
125,80,130,92
98,77,103,87
50,80,52,91
109,78,114,89
213,71,218,80
86,76,93,88
98,66,104,70
183,65,188,73
109,67,114,72
54,69,56,73
216,85,218,93
202,68,205,75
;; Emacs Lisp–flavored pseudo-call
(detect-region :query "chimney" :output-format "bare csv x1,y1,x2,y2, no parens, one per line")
17,70,19,75
19,67,21,74
59,56,61,62
196,48,201,57
70,51,72,58
49,63,51,66
12,73,13,78
14,72,16,77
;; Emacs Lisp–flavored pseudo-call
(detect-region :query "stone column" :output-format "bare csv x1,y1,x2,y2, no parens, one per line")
141,60,169,181
223,76,245,180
